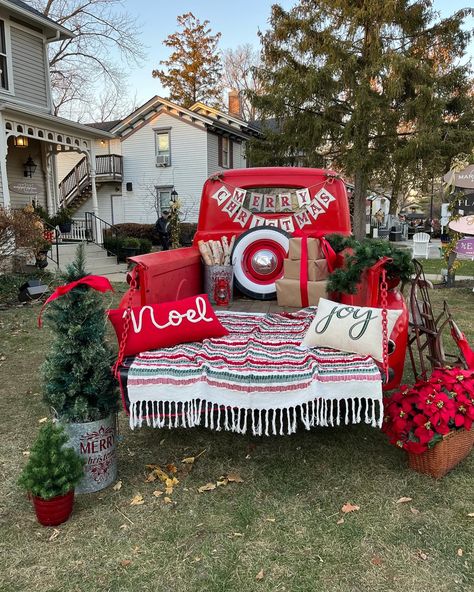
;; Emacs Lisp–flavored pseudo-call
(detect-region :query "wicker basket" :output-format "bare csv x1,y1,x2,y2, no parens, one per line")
408,428,474,479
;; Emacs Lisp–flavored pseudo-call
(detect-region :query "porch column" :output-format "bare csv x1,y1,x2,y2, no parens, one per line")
0,125,11,208
42,143,54,216
87,146,102,244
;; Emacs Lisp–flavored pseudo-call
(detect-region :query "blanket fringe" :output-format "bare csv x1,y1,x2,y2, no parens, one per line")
130,397,383,434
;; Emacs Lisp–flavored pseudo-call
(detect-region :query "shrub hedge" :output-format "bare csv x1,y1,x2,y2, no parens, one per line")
112,222,197,246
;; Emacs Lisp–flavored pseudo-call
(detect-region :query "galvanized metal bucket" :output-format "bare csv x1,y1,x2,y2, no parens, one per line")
63,414,117,494
204,264,233,305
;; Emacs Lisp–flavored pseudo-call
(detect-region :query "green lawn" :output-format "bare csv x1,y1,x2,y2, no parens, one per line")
0,286,473,592
421,258,474,277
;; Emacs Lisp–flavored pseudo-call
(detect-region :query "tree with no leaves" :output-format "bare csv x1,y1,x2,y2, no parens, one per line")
152,12,222,108
222,44,264,121
30,0,145,120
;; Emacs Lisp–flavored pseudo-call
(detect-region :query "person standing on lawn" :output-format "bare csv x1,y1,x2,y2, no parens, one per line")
155,210,170,251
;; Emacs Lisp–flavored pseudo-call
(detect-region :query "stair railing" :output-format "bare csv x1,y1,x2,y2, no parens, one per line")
85,212,124,264
41,220,60,269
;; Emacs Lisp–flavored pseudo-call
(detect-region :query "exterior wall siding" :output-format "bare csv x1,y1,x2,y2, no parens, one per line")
10,26,49,110
120,112,208,223
207,133,247,175
6,136,47,208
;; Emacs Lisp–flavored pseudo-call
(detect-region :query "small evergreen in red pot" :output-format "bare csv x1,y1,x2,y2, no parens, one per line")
18,422,84,526
382,368,474,454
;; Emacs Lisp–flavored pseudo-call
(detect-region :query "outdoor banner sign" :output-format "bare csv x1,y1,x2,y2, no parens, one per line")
443,164,474,190
209,184,337,231
455,237,474,257
449,215,474,235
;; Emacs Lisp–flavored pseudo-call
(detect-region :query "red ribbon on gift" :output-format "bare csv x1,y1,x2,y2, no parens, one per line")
38,275,114,328
292,230,337,307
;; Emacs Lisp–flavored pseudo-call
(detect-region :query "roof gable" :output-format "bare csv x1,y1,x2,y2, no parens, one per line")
108,96,260,140
1,0,73,40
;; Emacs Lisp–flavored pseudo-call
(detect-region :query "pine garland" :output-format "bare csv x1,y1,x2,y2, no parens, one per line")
18,422,84,500
326,235,414,295
42,245,118,423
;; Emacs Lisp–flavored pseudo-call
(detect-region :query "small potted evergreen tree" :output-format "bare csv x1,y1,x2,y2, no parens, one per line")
41,245,119,493
18,422,84,526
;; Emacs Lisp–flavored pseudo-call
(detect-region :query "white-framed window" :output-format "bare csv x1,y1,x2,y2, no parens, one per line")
156,186,173,216
221,137,229,167
0,20,9,90
155,129,171,166
218,135,233,169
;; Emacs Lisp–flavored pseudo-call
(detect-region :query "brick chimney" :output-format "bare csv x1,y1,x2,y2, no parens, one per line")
228,89,241,118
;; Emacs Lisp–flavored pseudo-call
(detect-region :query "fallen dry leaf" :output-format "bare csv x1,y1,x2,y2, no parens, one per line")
119,524,128,530
165,477,179,488
468,513,474,517
38,417,48,423
145,466,169,483
152,490,163,497
266,518,276,523
165,487,174,495
396,497,413,504
166,464,177,474
417,550,428,561
371,556,383,566
337,518,344,525
216,478,229,487
120,559,132,567
113,480,122,491
181,449,207,464
227,473,244,483
48,529,60,541
410,507,420,515
163,496,173,504
130,494,144,506
255,569,265,581
198,482,216,493
22,450,30,456
457,548,463,557
341,503,360,514
159,438,165,446
233,532,244,537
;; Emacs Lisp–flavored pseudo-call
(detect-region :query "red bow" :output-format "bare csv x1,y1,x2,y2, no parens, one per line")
38,275,114,328
292,230,337,307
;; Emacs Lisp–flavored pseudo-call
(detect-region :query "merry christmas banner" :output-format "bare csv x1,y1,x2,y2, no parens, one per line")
211,185,336,230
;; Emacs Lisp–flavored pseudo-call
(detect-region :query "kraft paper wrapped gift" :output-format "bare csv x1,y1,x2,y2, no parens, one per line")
283,258,329,281
288,237,324,261
275,279,328,308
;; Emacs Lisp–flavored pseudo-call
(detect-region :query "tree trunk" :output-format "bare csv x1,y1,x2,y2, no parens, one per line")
389,168,402,215
352,169,369,240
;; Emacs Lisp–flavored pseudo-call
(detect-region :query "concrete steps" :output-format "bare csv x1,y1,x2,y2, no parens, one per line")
56,241,129,281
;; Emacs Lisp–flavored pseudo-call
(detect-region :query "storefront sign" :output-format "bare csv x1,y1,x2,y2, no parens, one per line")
9,182,39,195
455,238,474,257
443,165,474,190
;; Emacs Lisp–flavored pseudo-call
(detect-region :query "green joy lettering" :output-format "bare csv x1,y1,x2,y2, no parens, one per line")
349,309,378,340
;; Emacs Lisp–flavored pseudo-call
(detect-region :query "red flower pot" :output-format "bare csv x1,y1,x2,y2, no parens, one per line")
32,490,75,526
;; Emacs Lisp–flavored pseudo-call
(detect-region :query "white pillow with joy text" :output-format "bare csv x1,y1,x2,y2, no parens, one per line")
301,298,402,362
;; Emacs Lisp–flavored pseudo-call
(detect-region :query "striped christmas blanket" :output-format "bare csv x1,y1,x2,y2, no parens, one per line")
122,310,383,435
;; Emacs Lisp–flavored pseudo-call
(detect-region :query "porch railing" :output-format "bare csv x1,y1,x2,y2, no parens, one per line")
58,218,89,242
85,211,124,264
59,154,123,207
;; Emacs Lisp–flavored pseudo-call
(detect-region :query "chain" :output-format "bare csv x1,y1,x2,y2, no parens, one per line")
112,267,138,379
380,267,389,383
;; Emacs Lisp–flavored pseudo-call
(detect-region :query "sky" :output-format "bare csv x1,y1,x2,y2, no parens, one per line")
124,0,473,107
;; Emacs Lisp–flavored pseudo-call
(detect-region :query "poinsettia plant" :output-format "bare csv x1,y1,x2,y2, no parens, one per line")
382,367,474,454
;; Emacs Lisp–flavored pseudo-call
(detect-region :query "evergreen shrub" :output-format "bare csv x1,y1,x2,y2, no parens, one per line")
18,422,84,500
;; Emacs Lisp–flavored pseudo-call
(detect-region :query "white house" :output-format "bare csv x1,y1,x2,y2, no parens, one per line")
56,94,260,226
0,0,113,217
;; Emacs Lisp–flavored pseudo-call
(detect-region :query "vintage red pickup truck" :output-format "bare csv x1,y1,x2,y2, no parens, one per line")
120,167,408,391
